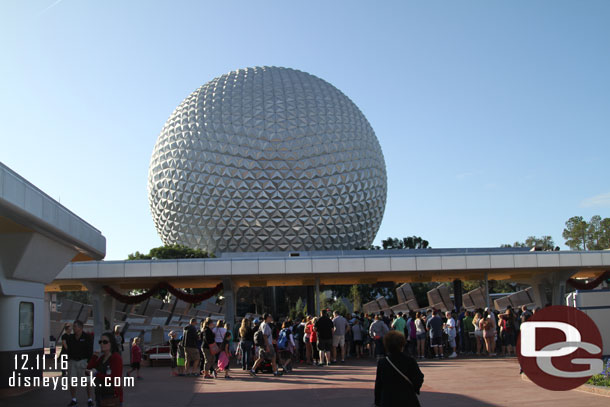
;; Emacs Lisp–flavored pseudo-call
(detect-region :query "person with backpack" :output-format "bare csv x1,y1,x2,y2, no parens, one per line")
250,313,282,377
498,307,516,356
277,321,295,373
182,318,201,376
217,331,233,379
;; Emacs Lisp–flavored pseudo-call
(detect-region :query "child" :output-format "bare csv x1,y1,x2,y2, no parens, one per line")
217,331,232,379
168,331,181,377
127,337,143,379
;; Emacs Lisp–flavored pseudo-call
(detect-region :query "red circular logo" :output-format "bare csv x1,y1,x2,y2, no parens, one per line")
517,305,603,391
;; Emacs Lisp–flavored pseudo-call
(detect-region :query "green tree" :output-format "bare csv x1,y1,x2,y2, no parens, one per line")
126,244,213,300
562,216,610,250
563,216,588,249
525,236,556,250
587,215,610,250
461,280,518,294
289,297,306,320
127,244,213,260
349,284,362,312
501,242,526,248
502,236,555,250
381,236,430,250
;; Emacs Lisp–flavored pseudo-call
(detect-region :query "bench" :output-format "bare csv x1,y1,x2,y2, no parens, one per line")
145,345,171,367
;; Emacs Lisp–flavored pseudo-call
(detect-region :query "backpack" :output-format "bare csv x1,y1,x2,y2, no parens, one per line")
278,329,289,350
254,329,266,347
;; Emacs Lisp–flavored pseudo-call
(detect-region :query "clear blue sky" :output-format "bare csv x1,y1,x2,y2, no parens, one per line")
2,1,609,259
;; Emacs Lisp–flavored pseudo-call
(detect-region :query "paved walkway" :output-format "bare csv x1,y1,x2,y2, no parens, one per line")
1,357,608,406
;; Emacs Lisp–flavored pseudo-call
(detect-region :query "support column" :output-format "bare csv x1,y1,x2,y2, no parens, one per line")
484,272,490,309
222,279,236,331
551,270,577,306
515,269,577,308
453,279,463,312
272,286,277,317
306,286,315,316
84,282,116,351
44,291,51,348
315,277,320,316
529,283,548,309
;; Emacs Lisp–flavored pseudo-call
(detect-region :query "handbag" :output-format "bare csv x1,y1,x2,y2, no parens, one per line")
385,357,413,388
177,356,185,367
209,343,220,355
99,394,121,407
95,355,120,407
97,374,120,407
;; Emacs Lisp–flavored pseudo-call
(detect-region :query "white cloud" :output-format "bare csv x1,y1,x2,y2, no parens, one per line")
580,192,610,208
456,172,474,180
35,0,64,19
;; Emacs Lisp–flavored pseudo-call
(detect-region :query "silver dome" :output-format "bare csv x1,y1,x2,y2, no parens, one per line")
148,66,386,253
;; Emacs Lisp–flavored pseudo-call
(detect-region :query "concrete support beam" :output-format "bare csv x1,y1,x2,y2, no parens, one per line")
0,232,77,284
515,269,577,308
551,269,577,306
529,283,548,309
222,278,236,331
484,272,490,309
84,282,116,350
315,277,320,316
453,279,463,312
44,291,51,348
306,286,315,316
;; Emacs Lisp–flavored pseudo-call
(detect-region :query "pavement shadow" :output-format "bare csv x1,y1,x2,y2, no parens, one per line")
419,391,499,406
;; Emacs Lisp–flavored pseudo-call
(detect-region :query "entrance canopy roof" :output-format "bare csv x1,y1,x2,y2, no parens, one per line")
47,248,609,291
0,162,106,262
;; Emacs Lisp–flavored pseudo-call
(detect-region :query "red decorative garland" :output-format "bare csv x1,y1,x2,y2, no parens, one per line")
567,270,610,290
103,282,223,304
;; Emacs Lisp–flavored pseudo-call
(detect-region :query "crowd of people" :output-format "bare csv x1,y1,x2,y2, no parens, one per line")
57,303,535,406
167,304,535,380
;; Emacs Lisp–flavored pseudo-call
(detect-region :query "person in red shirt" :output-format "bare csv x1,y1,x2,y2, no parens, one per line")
87,332,123,406
309,317,319,365
304,317,314,364
126,337,143,379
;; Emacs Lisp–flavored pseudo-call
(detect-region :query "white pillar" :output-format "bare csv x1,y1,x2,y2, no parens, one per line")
222,279,236,331
84,282,116,351
315,277,320,316
484,272,490,309
44,291,51,348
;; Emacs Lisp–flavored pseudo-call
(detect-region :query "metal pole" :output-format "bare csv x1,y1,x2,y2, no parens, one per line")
315,277,320,316
484,272,490,309
272,286,277,317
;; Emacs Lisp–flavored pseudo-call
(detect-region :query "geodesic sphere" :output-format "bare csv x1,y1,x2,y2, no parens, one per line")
148,66,386,253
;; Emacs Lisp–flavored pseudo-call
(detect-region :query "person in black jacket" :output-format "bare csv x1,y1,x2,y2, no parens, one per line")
200,318,217,378
374,330,424,407
183,318,200,376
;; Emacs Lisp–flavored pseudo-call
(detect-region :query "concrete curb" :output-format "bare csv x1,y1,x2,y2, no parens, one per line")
520,373,610,397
